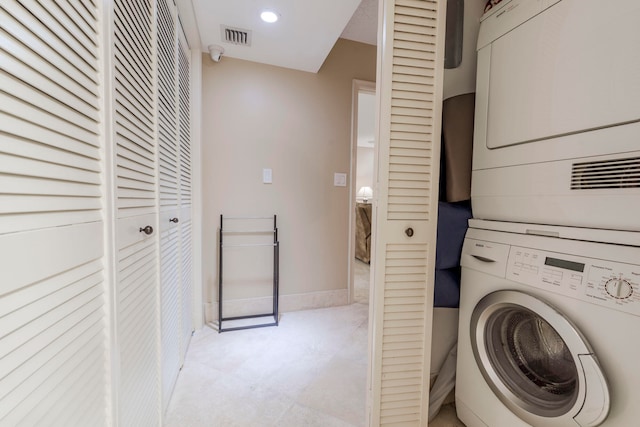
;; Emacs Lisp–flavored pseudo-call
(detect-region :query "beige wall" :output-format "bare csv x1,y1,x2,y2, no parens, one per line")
202,39,376,317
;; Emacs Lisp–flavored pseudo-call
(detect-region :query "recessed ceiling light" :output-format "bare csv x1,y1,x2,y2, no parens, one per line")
260,10,278,23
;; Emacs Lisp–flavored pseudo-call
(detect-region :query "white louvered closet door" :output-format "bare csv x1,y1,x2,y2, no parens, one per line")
0,1,108,425
370,0,446,425
156,0,182,411
112,0,161,425
177,23,193,361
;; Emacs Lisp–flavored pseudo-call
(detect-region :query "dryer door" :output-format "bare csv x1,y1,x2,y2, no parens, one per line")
471,290,610,427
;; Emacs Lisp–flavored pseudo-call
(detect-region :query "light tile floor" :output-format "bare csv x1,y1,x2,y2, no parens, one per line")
166,260,465,426
165,304,370,426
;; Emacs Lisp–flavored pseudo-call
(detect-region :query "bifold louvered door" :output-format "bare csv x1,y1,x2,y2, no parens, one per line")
113,0,161,425
370,0,446,425
157,0,182,410
0,1,108,425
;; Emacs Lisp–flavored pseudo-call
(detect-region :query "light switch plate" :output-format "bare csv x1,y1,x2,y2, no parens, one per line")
263,168,272,184
334,173,347,187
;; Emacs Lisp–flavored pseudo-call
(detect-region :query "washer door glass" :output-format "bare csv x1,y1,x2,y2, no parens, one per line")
485,306,578,413
470,291,594,419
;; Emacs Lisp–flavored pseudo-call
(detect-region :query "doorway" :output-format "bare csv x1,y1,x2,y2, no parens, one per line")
349,80,376,305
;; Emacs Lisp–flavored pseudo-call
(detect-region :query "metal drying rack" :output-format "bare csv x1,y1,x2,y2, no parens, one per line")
218,215,279,332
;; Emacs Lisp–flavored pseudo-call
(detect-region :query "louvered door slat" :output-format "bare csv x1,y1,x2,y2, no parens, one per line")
178,31,191,207
115,5,152,66
116,234,159,425
66,0,97,29
2,330,104,425
43,355,104,425
161,227,181,408
181,218,193,358
1,54,99,123
18,0,98,69
0,227,105,425
1,134,99,172
113,56,152,115
395,5,437,19
114,69,153,122
393,76,434,90
1,11,98,94
397,0,437,10
0,302,103,410
35,0,96,48
117,166,155,187
0,93,99,145
116,158,154,183
113,53,152,101
0,194,101,213
1,5,98,82
115,82,155,132
51,0,96,43
115,113,155,153
157,0,179,212
0,35,95,110
372,0,446,425
1,75,98,134
117,175,156,192
116,135,155,166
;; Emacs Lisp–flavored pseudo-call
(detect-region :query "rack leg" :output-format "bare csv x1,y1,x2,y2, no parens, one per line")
218,214,223,333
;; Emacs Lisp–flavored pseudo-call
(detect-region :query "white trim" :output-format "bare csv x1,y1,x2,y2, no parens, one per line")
99,0,118,423
348,79,376,305
176,0,203,51
190,49,204,331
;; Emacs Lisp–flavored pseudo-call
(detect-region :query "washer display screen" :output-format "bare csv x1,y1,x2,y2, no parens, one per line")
544,257,585,272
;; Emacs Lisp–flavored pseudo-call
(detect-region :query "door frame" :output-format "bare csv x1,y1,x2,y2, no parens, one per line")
348,79,377,304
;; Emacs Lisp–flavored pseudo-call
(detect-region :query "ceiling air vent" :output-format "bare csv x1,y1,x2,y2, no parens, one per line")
571,156,640,190
221,25,252,46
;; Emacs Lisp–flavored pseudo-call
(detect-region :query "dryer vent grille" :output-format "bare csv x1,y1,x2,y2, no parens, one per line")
571,156,640,189
221,25,252,46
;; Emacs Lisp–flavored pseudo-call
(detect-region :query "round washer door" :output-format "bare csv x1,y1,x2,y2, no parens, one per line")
471,290,610,427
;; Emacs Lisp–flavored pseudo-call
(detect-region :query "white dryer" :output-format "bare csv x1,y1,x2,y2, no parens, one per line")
471,0,640,231
456,221,640,426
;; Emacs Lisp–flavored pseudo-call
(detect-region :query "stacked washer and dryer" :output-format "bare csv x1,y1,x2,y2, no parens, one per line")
455,0,640,426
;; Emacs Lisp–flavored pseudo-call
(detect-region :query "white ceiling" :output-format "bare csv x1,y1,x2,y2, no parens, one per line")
191,0,379,73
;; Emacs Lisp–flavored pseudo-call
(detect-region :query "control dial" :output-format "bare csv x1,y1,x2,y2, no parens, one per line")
605,277,633,299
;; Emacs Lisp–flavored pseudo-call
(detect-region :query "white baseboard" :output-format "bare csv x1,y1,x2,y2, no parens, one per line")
204,288,349,322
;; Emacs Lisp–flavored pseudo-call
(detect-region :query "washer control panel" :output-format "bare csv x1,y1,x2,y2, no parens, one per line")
506,246,640,317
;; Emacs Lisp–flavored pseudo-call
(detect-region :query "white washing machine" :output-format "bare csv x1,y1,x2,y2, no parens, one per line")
456,221,640,427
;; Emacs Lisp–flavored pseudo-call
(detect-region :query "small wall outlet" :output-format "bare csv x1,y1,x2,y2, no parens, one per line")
334,173,347,187
263,168,272,184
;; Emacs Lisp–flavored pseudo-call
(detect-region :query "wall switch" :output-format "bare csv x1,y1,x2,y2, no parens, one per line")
334,173,347,187
263,168,272,184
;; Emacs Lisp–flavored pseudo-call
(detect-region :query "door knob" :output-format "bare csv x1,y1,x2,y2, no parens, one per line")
169,217,179,223
405,227,414,237
139,225,153,235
